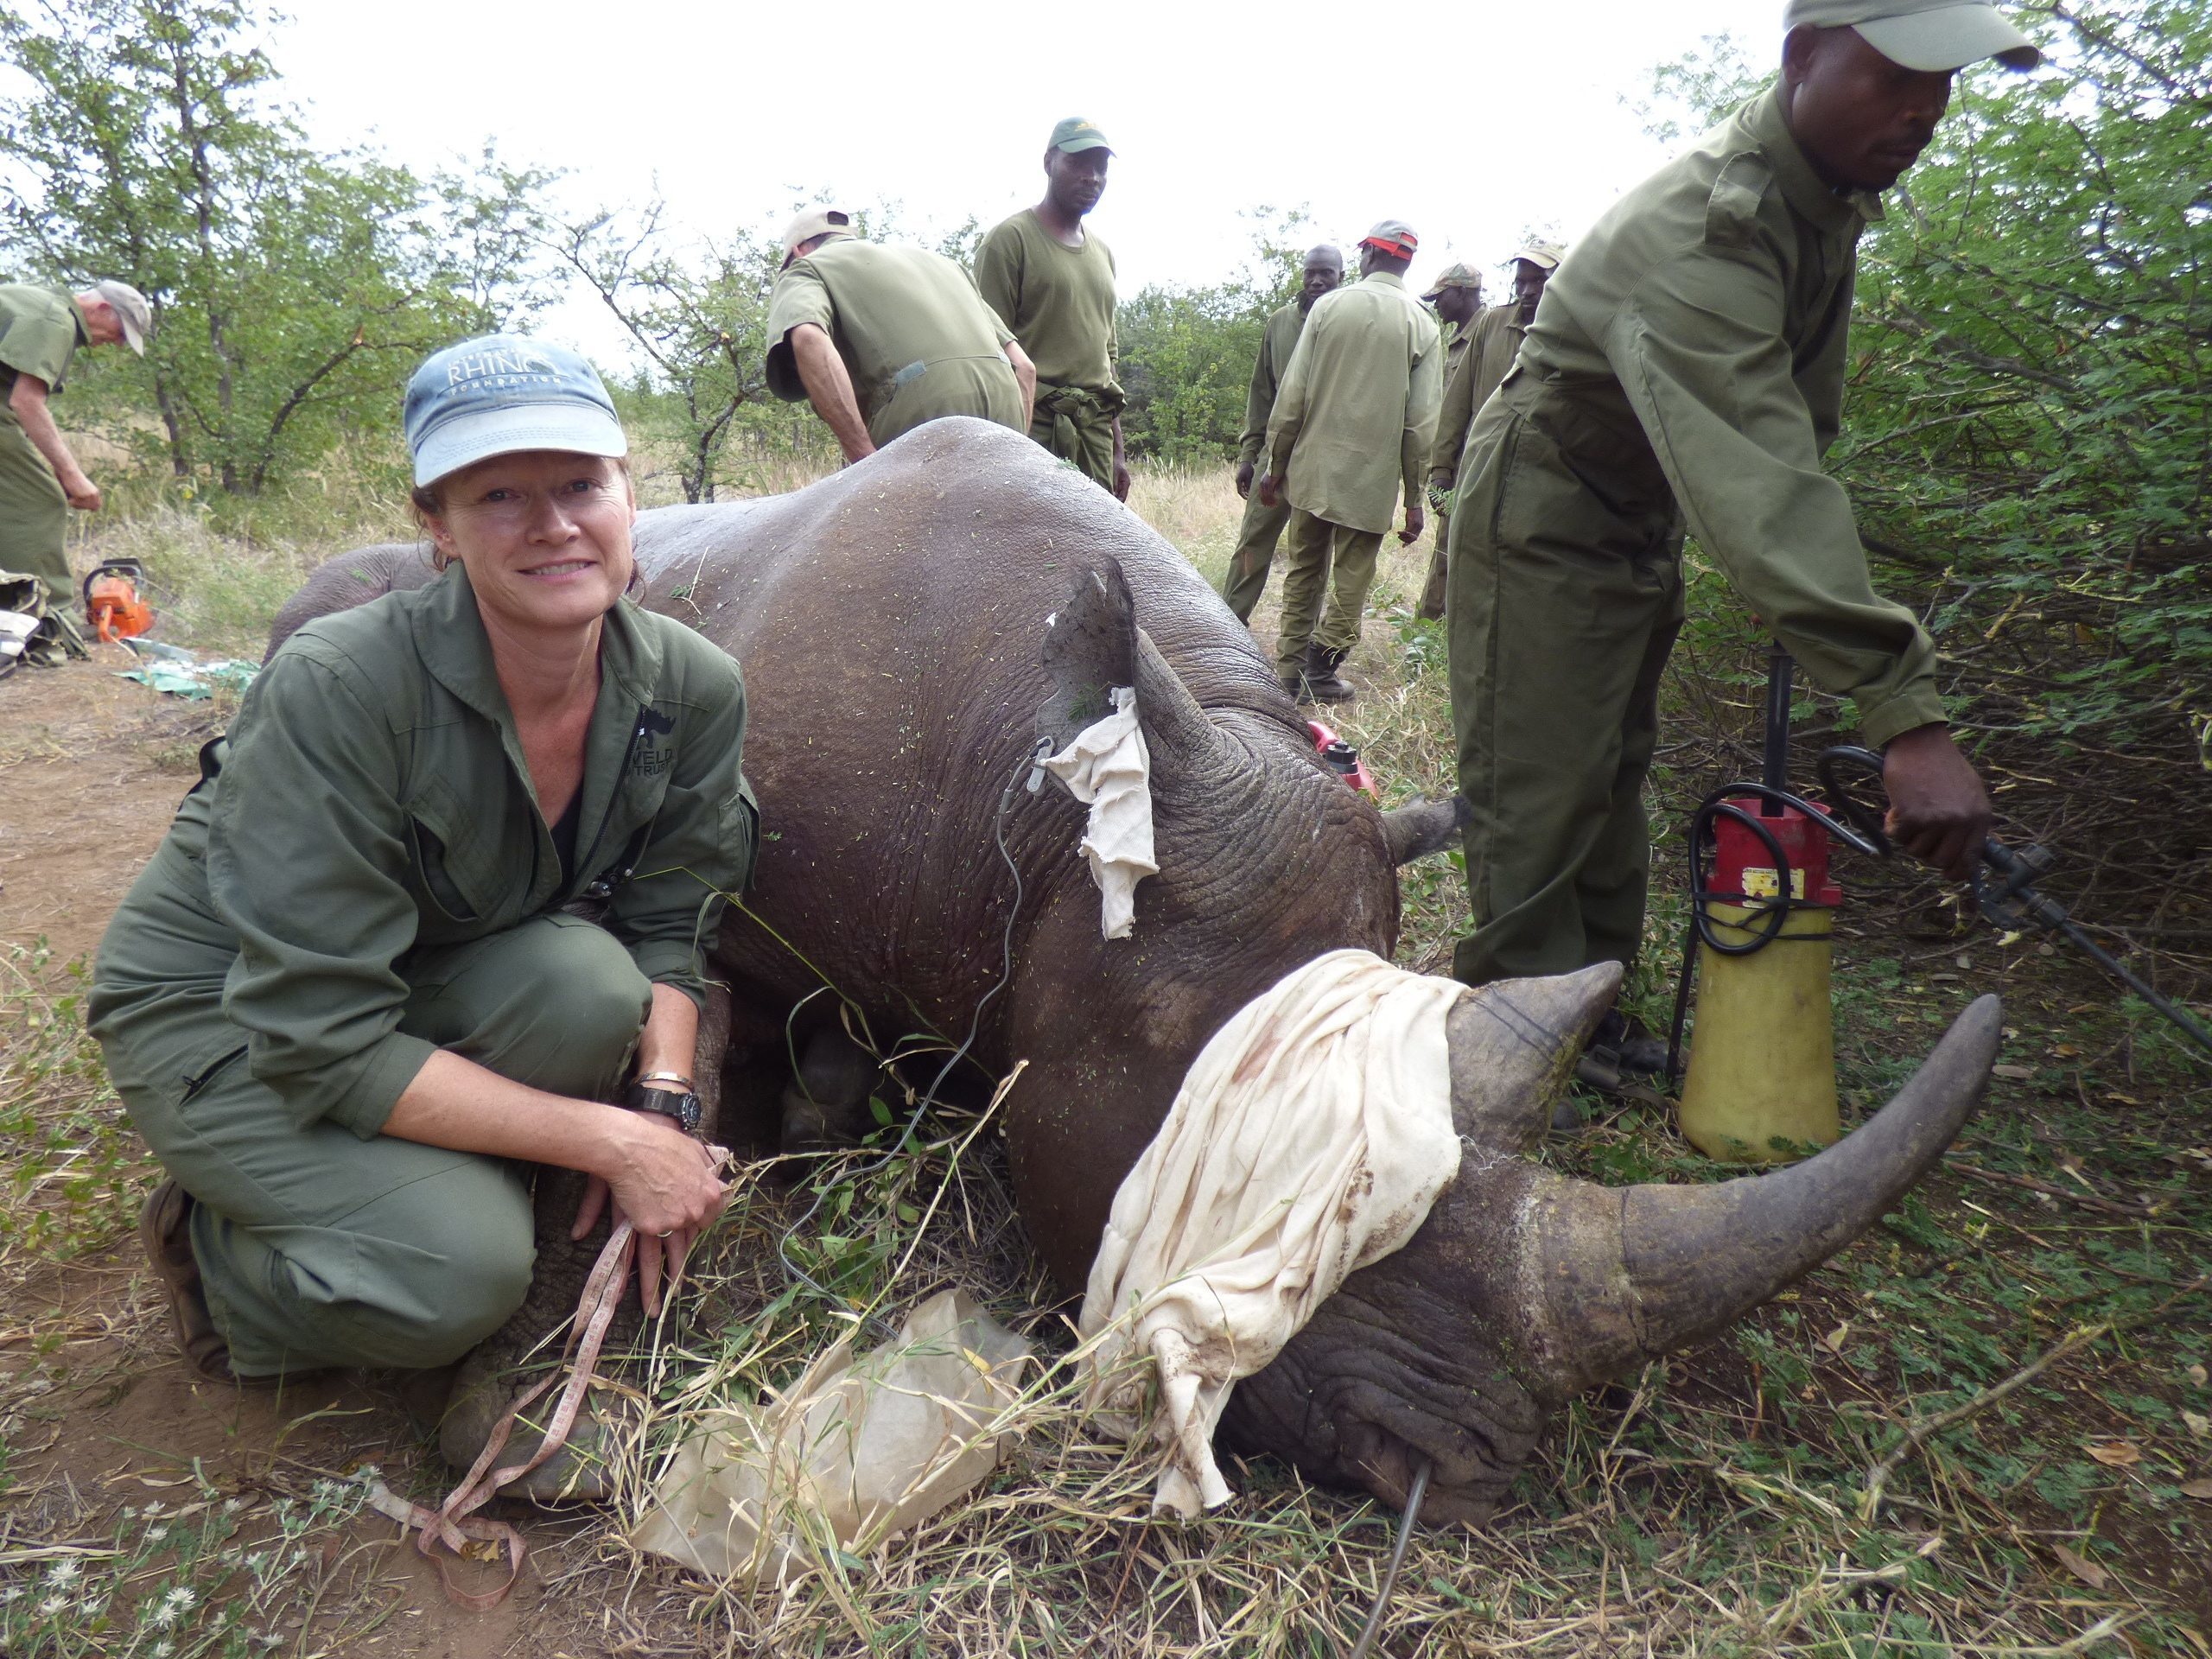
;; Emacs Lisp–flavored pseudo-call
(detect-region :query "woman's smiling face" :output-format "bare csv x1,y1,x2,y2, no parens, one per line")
423,450,638,634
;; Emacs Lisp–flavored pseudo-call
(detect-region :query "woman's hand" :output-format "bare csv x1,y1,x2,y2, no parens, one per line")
570,1110,728,1315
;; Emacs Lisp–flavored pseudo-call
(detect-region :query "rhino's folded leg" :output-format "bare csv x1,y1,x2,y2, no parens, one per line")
435,1166,645,1501
433,993,737,1502
778,1024,880,1152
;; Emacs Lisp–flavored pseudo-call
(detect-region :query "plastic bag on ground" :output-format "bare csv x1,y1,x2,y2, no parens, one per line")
632,1288,1033,1582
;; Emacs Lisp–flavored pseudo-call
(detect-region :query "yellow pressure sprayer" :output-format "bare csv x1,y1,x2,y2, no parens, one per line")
1671,648,1884,1165
1670,648,2212,1166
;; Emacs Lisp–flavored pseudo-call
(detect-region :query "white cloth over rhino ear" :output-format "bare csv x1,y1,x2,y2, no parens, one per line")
1040,685,1158,940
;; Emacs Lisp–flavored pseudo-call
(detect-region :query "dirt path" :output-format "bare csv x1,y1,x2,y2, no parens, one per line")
0,658,211,968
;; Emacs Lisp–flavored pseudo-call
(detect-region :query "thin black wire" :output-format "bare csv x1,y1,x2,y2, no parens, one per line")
772,740,1044,1341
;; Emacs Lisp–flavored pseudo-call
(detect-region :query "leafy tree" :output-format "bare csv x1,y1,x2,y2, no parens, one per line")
554,202,781,505
1116,207,1314,466
0,0,554,496
1644,2,2209,925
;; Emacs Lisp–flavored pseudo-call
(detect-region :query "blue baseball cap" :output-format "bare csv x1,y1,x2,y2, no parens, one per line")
404,334,627,488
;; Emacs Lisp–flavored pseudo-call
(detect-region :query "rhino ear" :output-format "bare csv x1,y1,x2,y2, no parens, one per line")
1038,559,1139,751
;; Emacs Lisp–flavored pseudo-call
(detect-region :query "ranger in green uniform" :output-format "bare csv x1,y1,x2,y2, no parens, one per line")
1219,245,1343,623
0,279,152,658
1412,261,1488,620
976,118,1129,499
1259,220,1442,702
766,207,1036,461
1417,247,1558,619
1446,0,2030,1036
91,337,749,1458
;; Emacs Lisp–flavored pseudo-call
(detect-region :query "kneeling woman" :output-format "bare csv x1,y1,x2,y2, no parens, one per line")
91,336,752,1413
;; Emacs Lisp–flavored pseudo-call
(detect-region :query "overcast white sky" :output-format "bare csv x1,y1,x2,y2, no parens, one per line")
276,0,1786,360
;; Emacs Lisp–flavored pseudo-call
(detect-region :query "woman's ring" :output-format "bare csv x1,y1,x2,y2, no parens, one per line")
656,1229,673,1239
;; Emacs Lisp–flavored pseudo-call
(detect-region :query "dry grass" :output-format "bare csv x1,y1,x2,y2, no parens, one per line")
3,461,2207,1656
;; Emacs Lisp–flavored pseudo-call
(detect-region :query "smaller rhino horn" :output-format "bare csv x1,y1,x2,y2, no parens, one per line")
1447,963,1622,1153
1382,795,1471,866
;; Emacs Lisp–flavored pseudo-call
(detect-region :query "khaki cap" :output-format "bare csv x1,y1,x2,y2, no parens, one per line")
1782,0,2040,70
1421,261,1484,301
780,206,855,260
1510,242,1565,271
91,279,152,355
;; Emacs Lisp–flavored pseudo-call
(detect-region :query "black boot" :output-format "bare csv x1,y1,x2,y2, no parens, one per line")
1302,643,1355,703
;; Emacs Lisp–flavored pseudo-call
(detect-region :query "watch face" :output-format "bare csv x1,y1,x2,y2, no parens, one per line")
632,1085,702,1135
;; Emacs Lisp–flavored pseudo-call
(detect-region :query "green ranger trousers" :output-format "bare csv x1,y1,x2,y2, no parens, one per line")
1219,486,1294,622
1275,508,1383,679
1030,384,1116,490
0,412,86,657
1447,392,1684,987
1418,510,1451,620
99,851,651,1376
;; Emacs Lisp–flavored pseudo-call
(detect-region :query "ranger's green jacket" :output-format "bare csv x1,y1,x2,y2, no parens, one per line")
96,567,755,1141
764,236,1023,444
1236,300,1310,468
1266,271,1441,536
1505,84,1942,745
1428,303,1525,482
0,284,85,399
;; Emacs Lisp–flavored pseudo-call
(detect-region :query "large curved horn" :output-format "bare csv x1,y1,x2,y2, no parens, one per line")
1522,995,2000,1389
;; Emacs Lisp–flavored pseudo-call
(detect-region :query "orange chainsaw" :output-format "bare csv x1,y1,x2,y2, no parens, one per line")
84,558,156,645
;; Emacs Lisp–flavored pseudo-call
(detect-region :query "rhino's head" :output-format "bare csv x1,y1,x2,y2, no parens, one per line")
1220,971,1997,1522
1018,554,1997,1527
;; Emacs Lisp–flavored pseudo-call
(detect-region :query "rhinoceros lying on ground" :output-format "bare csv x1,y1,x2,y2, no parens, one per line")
269,418,1997,1522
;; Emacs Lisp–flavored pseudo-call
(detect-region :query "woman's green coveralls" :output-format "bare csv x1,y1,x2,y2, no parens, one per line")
90,566,757,1377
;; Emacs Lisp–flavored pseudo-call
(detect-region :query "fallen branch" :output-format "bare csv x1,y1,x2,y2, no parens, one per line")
1944,1159,2154,1218
1859,1277,2211,1522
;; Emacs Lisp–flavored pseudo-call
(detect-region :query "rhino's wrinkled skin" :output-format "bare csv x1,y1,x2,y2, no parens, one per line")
270,420,1997,1521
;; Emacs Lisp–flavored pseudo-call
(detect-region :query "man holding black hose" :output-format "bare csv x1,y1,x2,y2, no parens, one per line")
1446,0,2024,1070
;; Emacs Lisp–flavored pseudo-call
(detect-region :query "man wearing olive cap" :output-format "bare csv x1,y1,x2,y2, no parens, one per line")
1446,1,2035,1045
976,120,1129,499
0,278,153,659
1419,245,1560,620
766,208,1036,462
1259,220,1441,702
1219,244,1343,624
1411,260,1491,620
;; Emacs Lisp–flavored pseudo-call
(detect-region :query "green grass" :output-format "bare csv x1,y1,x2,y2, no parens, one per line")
3,461,2207,1654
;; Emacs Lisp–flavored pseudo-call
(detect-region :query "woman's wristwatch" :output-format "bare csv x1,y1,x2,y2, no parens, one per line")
622,1071,703,1137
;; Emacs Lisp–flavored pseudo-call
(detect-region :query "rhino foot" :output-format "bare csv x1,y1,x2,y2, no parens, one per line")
438,1360,632,1503
430,1166,651,1503
778,1025,880,1152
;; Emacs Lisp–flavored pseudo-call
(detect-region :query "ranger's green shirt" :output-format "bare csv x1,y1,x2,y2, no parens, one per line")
1236,300,1310,468
1510,84,1943,746
0,284,86,399
1429,303,1526,480
111,567,755,1141
975,208,1122,399
1266,271,1442,536
764,237,1021,443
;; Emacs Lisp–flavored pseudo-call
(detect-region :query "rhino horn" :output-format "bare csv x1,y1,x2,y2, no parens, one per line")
1447,963,1620,1154
1382,795,1471,866
1523,995,1999,1389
